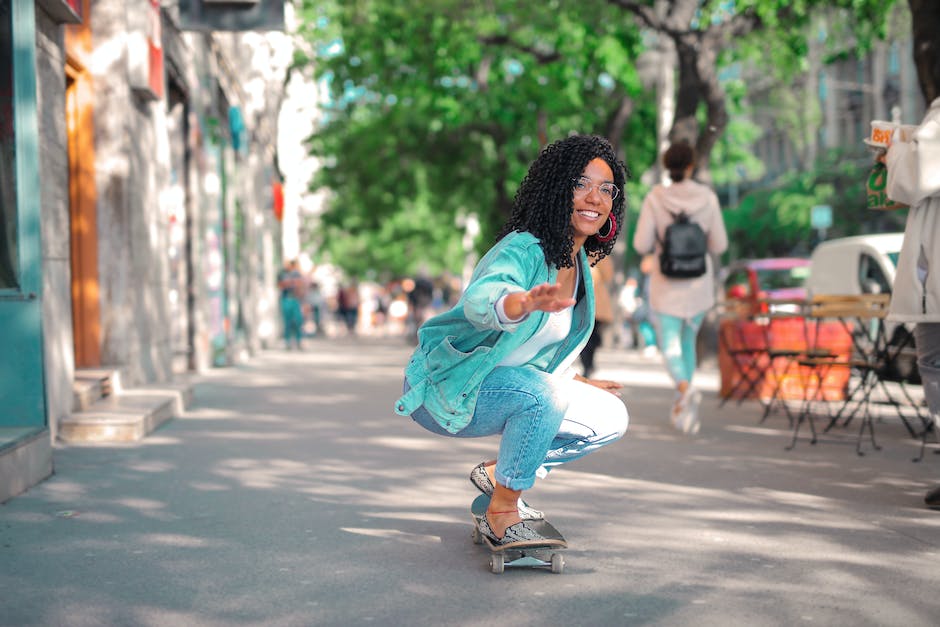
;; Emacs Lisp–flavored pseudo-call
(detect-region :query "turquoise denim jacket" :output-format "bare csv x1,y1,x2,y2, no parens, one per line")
394,231,595,434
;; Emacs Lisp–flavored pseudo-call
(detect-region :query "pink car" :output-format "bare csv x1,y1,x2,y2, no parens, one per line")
722,258,811,314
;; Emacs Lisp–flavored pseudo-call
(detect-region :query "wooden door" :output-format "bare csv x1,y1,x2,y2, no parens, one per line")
66,66,100,367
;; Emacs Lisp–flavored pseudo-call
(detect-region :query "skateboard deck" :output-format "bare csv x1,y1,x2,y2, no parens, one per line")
470,493,567,574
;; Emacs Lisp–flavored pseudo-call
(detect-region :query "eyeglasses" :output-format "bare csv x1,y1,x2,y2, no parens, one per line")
572,176,619,202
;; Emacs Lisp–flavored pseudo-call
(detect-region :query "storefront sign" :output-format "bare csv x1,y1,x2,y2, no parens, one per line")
811,205,832,230
272,182,284,222
178,0,285,32
147,0,164,99
127,0,164,100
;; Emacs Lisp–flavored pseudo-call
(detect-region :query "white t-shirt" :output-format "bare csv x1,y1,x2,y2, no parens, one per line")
495,265,579,368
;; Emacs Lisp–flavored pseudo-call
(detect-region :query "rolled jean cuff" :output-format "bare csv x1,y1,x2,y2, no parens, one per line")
494,468,536,491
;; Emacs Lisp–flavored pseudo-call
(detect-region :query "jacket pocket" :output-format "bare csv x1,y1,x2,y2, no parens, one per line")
425,335,492,414
427,335,490,382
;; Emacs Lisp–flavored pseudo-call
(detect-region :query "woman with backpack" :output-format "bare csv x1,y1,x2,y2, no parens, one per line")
633,142,728,434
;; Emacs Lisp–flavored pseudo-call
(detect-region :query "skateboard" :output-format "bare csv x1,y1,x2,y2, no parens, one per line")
470,493,567,574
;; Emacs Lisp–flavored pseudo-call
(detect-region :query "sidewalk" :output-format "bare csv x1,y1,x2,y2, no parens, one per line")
1,336,938,626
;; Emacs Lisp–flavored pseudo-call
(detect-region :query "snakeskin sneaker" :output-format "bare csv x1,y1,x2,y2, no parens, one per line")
477,514,547,546
469,462,545,520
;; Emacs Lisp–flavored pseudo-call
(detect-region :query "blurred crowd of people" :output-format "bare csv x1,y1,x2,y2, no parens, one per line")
275,260,464,348
275,231,682,398
275,257,665,358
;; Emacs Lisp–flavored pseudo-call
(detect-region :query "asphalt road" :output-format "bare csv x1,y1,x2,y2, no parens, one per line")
1,336,939,626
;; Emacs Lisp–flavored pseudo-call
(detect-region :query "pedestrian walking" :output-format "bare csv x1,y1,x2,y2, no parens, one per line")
337,282,360,336
405,275,434,345
633,142,728,434
882,96,940,510
394,134,629,545
305,280,327,337
277,259,305,349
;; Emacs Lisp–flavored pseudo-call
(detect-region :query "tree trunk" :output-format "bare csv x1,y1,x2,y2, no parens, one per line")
691,36,729,186
604,94,635,164
670,36,701,146
668,32,727,185
909,0,940,104
803,18,823,168
610,0,757,183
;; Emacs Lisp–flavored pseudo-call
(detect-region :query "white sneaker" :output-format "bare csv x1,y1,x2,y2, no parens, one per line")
680,389,703,435
670,390,688,431
669,406,682,430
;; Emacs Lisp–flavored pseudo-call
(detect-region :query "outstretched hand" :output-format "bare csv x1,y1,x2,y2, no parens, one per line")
516,282,576,315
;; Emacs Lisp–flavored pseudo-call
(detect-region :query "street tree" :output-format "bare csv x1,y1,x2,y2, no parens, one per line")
606,0,896,183
719,2,928,256
291,0,903,278
293,0,656,280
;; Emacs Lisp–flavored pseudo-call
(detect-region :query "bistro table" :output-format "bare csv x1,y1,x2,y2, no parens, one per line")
718,297,849,421
790,293,928,455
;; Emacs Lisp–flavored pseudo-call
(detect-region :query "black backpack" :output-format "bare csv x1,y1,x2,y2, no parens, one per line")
657,210,708,278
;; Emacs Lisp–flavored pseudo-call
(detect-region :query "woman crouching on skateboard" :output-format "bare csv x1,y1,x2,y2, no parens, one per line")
394,134,630,544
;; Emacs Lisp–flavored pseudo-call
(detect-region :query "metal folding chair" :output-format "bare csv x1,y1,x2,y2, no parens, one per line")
791,294,891,455
717,302,771,407
826,313,938,459
757,299,809,427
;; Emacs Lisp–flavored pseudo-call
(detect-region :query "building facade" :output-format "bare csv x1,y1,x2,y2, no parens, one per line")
750,7,926,182
1,0,290,503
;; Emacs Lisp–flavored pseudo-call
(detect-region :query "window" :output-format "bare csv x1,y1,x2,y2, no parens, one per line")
859,253,891,294
757,266,810,292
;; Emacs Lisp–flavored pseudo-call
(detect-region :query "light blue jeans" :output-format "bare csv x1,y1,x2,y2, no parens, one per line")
280,296,304,345
406,366,628,490
653,311,706,386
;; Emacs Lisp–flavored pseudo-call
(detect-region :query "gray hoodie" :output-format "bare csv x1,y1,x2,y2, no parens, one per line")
633,179,729,318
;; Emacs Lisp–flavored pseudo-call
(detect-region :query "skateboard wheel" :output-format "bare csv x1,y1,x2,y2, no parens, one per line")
551,553,564,574
490,553,505,574
471,526,484,545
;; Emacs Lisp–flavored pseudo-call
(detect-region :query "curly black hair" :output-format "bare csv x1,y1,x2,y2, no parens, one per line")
498,134,628,269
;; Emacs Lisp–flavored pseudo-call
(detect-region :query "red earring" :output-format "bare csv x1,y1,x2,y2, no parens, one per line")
596,214,617,243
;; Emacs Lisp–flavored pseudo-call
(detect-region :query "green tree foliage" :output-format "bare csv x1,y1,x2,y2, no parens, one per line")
292,0,903,279
293,0,657,280
724,150,908,260
607,0,897,183
716,2,911,257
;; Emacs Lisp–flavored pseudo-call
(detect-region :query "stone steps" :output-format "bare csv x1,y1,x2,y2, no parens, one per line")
60,373,193,444
72,368,121,412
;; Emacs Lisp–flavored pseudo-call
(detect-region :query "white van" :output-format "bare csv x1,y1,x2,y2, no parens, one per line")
806,233,904,296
